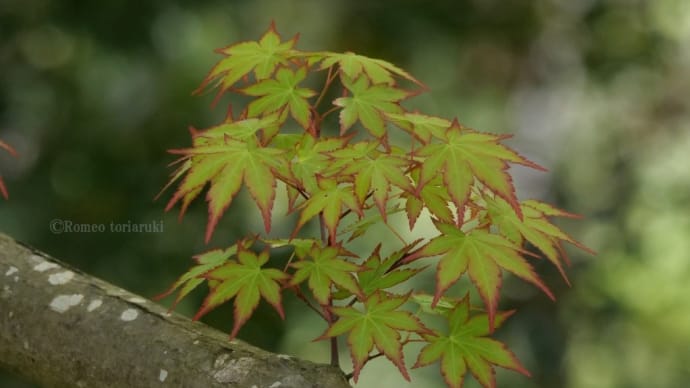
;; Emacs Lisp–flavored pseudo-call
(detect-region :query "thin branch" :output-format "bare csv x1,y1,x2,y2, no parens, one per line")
320,212,340,368
320,106,341,121
282,251,297,273
313,66,336,110
311,94,342,367
278,178,310,201
319,214,328,245
323,306,340,368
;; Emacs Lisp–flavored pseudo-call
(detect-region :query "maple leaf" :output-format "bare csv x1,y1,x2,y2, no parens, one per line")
329,141,414,219
159,115,282,218
522,199,582,218
193,115,283,144
166,136,285,242
283,134,348,193
416,120,545,220
195,22,298,98
414,296,529,388
193,244,288,338
293,177,362,244
268,132,302,150
408,222,554,330
402,169,454,230
320,51,424,86
159,156,207,222
487,196,595,283
358,243,423,296
333,75,409,137
289,243,363,305
320,292,428,382
153,243,239,308
386,112,451,144
242,66,316,129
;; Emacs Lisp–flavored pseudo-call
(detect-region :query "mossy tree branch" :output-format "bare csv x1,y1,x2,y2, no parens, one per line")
0,233,349,388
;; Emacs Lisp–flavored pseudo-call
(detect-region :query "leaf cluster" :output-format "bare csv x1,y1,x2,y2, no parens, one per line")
157,23,592,388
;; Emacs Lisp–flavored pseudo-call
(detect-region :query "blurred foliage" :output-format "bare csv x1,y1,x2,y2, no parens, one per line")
1,0,689,387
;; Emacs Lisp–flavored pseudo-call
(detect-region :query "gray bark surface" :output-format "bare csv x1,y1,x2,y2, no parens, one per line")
0,233,350,388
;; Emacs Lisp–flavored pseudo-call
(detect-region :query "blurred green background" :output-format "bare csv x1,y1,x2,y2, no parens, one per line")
2,0,689,387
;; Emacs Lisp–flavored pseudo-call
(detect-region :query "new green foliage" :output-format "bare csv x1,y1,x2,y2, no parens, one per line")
157,23,591,388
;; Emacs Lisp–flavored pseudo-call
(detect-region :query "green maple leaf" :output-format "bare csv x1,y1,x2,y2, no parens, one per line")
158,115,279,205
166,136,285,242
522,199,582,218
293,177,362,244
402,169,454,230
159,115,282,220
289,243,363,305
242,66,316,129
196,22,298,97
410,222,554,330
488,197,595,283
283,134,348,193
268,132,302,151
416,120,545,220
193,115,283,145
414,296,529,388
329,141,414,219
358,243,423,296
193,244,288,338
333,75,409,137
156,158,194,214
386,112,451,144
320,51,423,86
320,292,428,382
153,243,239,308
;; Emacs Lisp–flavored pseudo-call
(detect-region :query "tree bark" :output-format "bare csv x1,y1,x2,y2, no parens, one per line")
0,233,350,388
